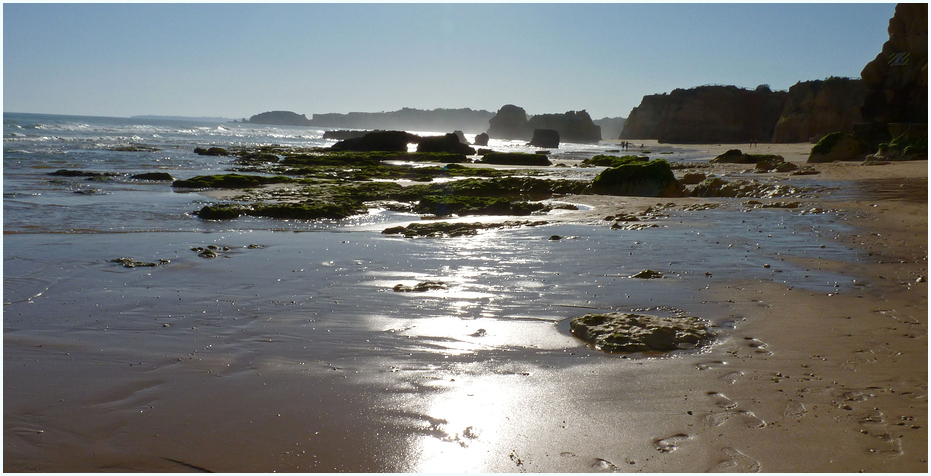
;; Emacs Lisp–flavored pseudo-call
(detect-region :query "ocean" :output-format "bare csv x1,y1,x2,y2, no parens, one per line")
3,112,861,471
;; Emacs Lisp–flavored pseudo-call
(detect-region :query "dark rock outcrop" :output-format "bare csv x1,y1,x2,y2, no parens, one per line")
773,78,867,143
247,111,313,126
529,129,560,148
527,110,602,144
330,131,420,152
487,104,532,140
620,85,788,143
473,132,489,146
807,132,866,163
589,159,684,197
416,133,476,155
486,106,603,144
478,152,552,166
860,3,928,126
323,130,371,140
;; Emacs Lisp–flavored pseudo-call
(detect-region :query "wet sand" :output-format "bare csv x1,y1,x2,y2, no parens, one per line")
4,142,927,472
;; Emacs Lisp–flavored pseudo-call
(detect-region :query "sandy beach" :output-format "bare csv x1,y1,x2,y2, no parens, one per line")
4,141,926,472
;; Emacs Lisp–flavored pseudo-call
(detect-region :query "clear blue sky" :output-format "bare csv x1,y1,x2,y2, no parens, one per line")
3,3,895,119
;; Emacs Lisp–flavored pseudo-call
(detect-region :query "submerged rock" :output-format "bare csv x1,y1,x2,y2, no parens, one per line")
111,257,169,268
194,147,230,156
392,281,449,292
49,169,120,178
132,172,174,181
630,269,664,279
570,312,713,353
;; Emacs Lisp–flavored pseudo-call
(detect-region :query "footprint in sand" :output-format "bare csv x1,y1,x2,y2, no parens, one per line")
782,400,807,419
654,433,692,453
743,337,772,355
696,360,728,371
702,392,767,429
708,447,761,472
720,371,744,384
858,409,904,457
590,458,620,471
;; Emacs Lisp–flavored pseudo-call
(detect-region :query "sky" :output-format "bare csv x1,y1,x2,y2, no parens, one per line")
3,3,896,120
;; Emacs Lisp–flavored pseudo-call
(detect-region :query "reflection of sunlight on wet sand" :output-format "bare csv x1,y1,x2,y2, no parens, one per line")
411,373,513,473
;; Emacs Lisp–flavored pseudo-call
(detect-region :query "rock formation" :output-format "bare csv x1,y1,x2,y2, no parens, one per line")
589,159,684,197
529,129,560,148
527,110,602,144
620,85,787,143
773,78,867,143
416,133,476,155
570,312,713,353
247,111,313,126
860,3,928,127
473,132,489,146
486,104,532,140
330,131,420,152
486,106,603,144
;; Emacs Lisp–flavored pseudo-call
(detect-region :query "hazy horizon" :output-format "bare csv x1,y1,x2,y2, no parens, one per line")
4,3,894,119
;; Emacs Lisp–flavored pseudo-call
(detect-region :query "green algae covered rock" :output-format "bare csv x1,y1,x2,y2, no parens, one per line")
581,155,649,168
589,159,683,197
172,174,296,189
807,132,865,163
570,312,713,353
196,198,366,221
479,152,552,166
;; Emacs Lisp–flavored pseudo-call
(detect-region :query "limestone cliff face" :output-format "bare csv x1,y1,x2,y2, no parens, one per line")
860,3,928,125
773,78,867,143
620,86,787,143
618,94,667,140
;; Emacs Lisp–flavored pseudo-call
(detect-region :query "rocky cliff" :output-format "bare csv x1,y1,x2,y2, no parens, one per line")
486,105,602,144
620,85,787,144
247,111,313,126
860,3,928,126
772,78,867,143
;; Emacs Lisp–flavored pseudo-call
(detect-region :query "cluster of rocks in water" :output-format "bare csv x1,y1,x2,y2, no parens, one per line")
166,131,832,225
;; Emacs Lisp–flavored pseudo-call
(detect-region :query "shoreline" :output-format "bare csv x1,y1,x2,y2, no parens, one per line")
4,142,927,472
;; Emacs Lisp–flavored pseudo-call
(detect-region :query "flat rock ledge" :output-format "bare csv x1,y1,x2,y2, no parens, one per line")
570,312,713,353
